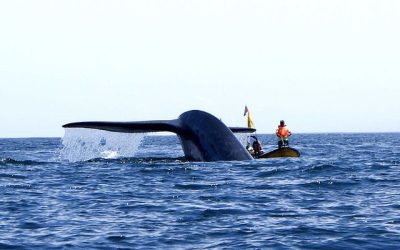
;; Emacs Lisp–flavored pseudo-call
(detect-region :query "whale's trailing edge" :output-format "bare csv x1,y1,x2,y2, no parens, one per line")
62,120,183,134
63,110,255,162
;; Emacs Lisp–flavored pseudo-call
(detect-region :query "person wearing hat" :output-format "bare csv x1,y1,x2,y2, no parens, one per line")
276,120,292,149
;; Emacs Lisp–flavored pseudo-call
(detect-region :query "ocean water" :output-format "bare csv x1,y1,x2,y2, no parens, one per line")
0,133,399,249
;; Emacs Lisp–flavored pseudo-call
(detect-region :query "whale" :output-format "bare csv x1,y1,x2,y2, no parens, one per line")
63,110,256,162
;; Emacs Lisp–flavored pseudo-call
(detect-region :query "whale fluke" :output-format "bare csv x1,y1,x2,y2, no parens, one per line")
63,120,182,134
63,110,255,162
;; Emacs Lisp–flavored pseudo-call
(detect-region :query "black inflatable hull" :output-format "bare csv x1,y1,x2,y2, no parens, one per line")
257,147,300,158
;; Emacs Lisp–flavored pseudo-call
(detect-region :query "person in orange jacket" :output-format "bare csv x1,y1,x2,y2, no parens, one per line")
276,120,292,149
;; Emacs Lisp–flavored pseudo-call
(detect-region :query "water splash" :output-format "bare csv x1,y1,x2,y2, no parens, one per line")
60,128,145,162
235,133,252,147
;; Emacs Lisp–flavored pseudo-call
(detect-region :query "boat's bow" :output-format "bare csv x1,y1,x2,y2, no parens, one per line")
257,147,300,158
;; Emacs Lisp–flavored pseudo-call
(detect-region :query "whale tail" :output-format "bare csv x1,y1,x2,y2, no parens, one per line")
63,110,255,161
63,120,183,134
63,121,255,134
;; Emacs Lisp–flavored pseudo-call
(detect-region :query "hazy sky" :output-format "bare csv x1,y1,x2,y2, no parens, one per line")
1,0,399,137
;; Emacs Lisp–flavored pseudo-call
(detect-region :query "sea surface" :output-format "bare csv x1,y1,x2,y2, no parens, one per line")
1,133,399,249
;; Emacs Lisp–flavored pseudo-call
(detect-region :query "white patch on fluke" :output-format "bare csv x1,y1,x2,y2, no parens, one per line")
60,128,145,162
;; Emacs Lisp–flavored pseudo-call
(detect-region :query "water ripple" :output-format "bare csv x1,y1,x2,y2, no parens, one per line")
0,134,400,249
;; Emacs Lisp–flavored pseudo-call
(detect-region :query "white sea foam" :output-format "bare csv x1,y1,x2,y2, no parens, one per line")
60,128,145,162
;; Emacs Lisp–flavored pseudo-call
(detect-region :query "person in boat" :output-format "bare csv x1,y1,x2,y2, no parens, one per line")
276,120,292,149
246,143,254,155
250,136,263,156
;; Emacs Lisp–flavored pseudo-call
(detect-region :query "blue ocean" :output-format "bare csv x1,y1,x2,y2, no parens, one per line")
1,133,399,249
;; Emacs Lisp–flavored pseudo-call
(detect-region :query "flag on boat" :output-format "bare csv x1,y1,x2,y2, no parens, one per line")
244,106,249,116
244,106,255,129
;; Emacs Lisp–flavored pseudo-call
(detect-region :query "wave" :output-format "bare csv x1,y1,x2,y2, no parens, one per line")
83,156,188,164
0,158,47,166
0,156,188,166
0,243,24,250
0,173,27,179
175,183,216,190
300,179,360,189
